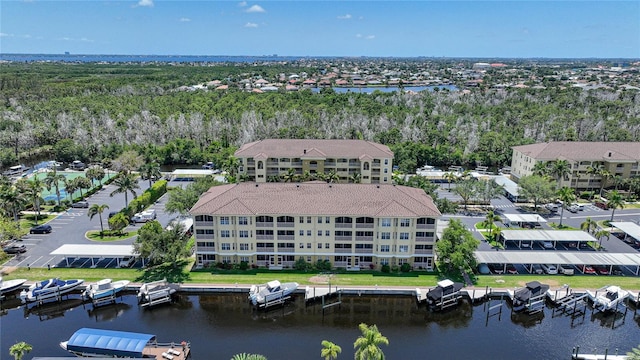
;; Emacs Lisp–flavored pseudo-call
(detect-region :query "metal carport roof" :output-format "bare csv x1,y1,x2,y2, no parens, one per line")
51,244,137,257
500,230,595,242
475,250,640,267
502,213,547,224
610,222,640,241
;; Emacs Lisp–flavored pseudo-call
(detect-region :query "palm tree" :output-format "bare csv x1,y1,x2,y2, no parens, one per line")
73,176,92,198
612,175,625,190
86,166,106,186
443,171,457,191
9,341,32,360
25,178,44,225
88,204,109,237
598,168,612,198
353,323,389,360
627,344,640,360
483,210,501,239
321,340,342,360
349,172,361,184
110,172,140,208
532,161,549,177
230,354,267,360
551,159,571,187
281,168,297,183
594,229,610,250
585,165,601,199
607,190,625,222
64,178,79,204
580,217,597,235
556,186,576,228
0,185,27,222
44,169,66,206
325,170,340,184
139,162,162,187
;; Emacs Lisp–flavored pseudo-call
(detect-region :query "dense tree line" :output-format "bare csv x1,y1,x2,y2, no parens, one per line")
1,63,639,171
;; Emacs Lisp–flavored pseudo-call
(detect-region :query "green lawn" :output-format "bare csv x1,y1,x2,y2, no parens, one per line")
3,266,638,290
86,230,138,242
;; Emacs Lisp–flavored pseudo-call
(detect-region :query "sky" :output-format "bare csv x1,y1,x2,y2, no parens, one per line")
1,1,639,58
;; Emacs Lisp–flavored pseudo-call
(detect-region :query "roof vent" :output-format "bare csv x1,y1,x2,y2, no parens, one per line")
296,184,300,188
255,184,259,187
608,152,612,157
304,149,307,154
377,185,380,188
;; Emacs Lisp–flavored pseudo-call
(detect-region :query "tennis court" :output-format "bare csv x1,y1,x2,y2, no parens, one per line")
28,170,116,202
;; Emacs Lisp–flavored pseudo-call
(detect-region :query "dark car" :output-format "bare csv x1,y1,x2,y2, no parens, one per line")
488,263,504,274
3,244,26,254
594,265,609,275
506,264,518,274
108,211,120,219
71,201,89,208
30,224,52,234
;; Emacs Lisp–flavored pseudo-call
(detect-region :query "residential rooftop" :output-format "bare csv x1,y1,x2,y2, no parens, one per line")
512,141,640,162
234,139,393,159
190,182,441,217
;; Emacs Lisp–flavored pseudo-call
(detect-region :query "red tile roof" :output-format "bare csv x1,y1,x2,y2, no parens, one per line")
190,182,441,217
512,142,640,162
235,139,393,159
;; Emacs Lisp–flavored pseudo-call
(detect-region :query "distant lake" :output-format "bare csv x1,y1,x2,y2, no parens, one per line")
1,292,639,359
311,85,458,93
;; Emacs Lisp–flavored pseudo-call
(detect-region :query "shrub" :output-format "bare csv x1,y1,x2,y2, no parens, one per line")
381,264,391,273
294,257,310,271
238,261,249,271
400,263,411,273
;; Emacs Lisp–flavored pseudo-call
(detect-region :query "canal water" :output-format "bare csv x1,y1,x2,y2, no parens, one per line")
1,292,638,359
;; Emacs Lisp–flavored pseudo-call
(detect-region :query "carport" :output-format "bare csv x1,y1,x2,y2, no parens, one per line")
610,222,640,243
493,175,519,202
51,244,141,268
500,230,595,249
475,250,640,275
502,213,547,228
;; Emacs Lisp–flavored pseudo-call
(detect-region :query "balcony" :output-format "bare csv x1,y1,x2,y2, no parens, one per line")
335,248,352,253
335,236,352,241
195,221,214,228
277,222,295,228
415,237,433,242
291,161,302,166
195,233,214,240
414,249,433,254
355,249,373,254
277,235,295,240
355,236,373,241
266,161,279,166
277,247,295,253
355,223,374,229
256,235,274,240
324,162,336,167
335,223,353,229
256,222,274,228
256,247,275,253
196,246,216,252
416,224,435,230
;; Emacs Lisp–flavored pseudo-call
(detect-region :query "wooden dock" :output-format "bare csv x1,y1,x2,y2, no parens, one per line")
305,285,339,302
142,342,191,360
572,346,629,360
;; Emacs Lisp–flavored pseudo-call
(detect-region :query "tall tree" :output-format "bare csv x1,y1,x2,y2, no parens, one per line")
25,177,44,225
517,175,556,210
9,341,32,360
476,179,502,206
585,165,601,199
86,166,106,186
550,159,571,187
139,162,162,188
531,161,549,177
44,168,66,206
320,340,342,360
134,221,191,267
453,179,476,210
598,168,612,197
0,185,26,222
73,176,92,198
435,219,479,274
556,186,576,227
594,229,610,250
64,178,79,203
88,203,109,237
281,168,297,183
353,323,389,360
580,217,597,234
110,172,140,208
443,171,457,191
113,150,144,175
607,190,625,222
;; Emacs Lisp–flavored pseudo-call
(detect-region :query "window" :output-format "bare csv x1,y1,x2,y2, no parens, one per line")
307,230,311,236
399,232,409,240
239,230,249,238
299,230,304,236
318,243,322,249
307,256,312,262
318,217,322,223
220,216,230,225
238,216,248,225
197,241,215,248
325,243,330,249
221,230,230,238
307,243,311,249
196,229,214,235
325,230,330,236
384,159,389,165
318,230,322,236
240,243,249,251
221,243,231,250
195,215,213,222
300,243,304,248
381,218,391,227
325,217,330,224
380,258,389,265
381,232,391,240
240,256,249,263
380,245,390,252
307,216,312,223
299,216,304,223
399,245,409,253
384,168,388,173
400,219,410,227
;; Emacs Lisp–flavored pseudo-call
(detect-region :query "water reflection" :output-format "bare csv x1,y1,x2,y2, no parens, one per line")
87,302,131,322
24,298,85,321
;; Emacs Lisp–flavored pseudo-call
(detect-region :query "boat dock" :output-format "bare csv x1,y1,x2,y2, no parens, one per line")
143,343,191,360
572,346,629,360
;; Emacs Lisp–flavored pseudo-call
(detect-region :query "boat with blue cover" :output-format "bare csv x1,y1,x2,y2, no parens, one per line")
20,278,84,304
60,328,191,359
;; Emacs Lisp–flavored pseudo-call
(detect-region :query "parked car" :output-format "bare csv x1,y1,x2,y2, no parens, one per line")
71,201,89,208
488,263,504,274
571,203,584,211
594,265,609,275
2,243,26,254
542,241,554,249
477,264,490,275
108,211,119,219
559,265,574,276
131,209,157,223
545,203,559,212
532,264,544,274
541,264,558,275
30,224,52,234
521,241,532,249
506,264,518,274
567,204,579,213
118,256,137,268
594,201,608,210
611,265,623,276
583,265,597,274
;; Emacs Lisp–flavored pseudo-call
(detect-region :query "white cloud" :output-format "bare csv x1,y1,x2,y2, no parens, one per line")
57,36,94,42
245,22,258,28
245,4,265,13
337,14,352,20
180,17,191,22
138,0,154,7
0,33,13,37
238,1,247,7
356,34,362,38
356,34,375,40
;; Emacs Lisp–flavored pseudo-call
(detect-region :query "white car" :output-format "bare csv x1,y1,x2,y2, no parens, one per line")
542,241,554,249
559,265,574,276
541,264,558,275
567,204,579,213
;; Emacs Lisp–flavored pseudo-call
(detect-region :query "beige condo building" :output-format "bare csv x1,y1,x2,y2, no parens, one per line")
190,182,441,270
511,142,640,189
234,139,394,184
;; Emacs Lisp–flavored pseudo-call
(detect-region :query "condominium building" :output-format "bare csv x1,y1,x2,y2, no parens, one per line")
190,182,441,270
234,139,394,184
511,142,640,189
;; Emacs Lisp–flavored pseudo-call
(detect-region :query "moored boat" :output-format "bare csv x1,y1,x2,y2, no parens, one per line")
589,285,630,312
512,281,549,313
137,279,179,307
83,279,130,302
248,280,298,306
425,279,464,310
20,278,84,304
60,327,191,359
0,276,28,294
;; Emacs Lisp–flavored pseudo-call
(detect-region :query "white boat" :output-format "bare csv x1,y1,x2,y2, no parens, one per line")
83,279,130,301
20,278,84,304
137,279,178,307
248,280,299,306
61,328,190,359
590,285,630,312
0,276,28,294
